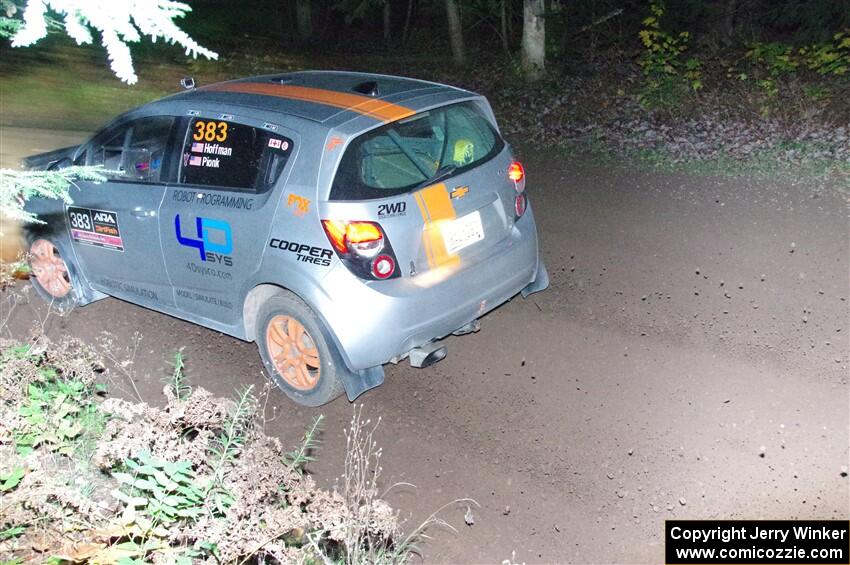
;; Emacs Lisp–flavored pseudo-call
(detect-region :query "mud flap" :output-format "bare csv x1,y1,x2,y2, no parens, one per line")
340,365,385,401
521,258,549,298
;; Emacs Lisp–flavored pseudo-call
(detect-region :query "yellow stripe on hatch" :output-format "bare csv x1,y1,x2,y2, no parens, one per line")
414,183,460,269
413,191,436,267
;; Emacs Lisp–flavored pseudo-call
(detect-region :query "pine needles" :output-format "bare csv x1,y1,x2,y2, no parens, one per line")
0,166,106,223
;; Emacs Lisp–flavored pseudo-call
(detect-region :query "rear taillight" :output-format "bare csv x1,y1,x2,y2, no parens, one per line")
321,220,400,280
508,161,525,192
371,254,396,279
509,161,527,219
515,192,527,218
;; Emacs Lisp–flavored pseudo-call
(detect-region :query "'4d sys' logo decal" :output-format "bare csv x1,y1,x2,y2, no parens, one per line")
174,215,233,266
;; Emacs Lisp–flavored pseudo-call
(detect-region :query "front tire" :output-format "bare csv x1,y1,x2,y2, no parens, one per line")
256,292,344,407
27,238,79,312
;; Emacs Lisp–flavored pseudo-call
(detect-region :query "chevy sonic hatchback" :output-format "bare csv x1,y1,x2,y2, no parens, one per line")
23,71,549,406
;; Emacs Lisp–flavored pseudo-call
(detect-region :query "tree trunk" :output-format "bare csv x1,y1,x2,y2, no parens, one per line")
722,0,737,46
383,1,392,41
520,0,545,80
500,0,510,56
402,0,414,42
445,0,465,67
296,0,312,39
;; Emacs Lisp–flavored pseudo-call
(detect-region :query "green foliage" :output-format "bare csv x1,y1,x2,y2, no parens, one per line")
743,31,849,86
165,350,191,401
0,166,106,224
0,525,26,541
0,0,22,39
205,384,256,513
0,467,25,491
13,368,105,457
799,30,850,76
744,41,799,98
0,343,34,366
284,414,324,473
113,452,204,534
637,0,702,108
737,31,849,113
208,385,256,475
0,16,20,38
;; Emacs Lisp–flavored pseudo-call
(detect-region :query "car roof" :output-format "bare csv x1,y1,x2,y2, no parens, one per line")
154,70,474,127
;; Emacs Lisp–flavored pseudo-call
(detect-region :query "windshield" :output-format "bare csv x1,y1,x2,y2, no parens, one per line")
330,101,503,201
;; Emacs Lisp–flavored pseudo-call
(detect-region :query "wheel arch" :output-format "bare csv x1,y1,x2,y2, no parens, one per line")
242,281,385,401
23,226,105,307
242,282,348,364
242,283,287,342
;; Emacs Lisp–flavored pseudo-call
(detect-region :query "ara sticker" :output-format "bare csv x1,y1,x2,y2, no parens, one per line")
68,207,124,251
287,194,310,217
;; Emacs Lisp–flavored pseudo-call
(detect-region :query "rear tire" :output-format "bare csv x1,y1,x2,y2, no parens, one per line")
256,292,344,407
27,238,79,313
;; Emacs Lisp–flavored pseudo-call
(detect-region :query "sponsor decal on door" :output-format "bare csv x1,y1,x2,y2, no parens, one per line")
68,206,124,251
174,214,234,266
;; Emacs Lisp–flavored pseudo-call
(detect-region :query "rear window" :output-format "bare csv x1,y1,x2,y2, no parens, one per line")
178,118,293,193
330,102,504,201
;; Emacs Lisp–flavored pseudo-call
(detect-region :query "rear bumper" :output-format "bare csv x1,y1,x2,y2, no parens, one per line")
318,207,545,370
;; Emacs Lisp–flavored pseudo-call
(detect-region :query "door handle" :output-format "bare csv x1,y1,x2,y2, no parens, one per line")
131,208,156,218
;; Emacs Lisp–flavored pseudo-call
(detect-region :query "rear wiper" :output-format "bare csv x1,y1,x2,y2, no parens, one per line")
422,164,457,188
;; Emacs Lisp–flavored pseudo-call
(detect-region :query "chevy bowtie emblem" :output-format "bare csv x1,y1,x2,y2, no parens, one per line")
450,186,469,199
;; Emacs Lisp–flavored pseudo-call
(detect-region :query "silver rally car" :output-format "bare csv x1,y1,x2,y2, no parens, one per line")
23,71,549,406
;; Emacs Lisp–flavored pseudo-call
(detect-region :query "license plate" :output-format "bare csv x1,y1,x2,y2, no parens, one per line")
442,211,484,254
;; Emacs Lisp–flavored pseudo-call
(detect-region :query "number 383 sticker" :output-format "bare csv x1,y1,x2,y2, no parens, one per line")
193,120,228,142
68,207,124,251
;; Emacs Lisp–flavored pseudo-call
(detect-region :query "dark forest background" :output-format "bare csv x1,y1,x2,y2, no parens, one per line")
2,0,848,174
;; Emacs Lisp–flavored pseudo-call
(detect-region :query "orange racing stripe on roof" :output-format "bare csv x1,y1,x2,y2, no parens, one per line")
204,82,415,123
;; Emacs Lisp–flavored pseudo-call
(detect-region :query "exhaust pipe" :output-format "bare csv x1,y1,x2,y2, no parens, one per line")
409,342,448,368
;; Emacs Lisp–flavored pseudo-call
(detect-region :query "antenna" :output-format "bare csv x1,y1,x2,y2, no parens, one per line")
180,77,196,90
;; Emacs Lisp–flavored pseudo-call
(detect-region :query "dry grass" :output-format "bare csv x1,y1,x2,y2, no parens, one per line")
0,330,465,564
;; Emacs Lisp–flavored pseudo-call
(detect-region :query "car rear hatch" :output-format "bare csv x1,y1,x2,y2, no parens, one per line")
323,100,524,283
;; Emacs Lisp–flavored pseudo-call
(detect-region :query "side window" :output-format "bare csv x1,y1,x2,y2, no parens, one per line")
88,116,175,183
178,118,293,193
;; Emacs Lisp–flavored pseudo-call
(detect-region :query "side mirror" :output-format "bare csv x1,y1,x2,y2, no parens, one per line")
47,157,73,171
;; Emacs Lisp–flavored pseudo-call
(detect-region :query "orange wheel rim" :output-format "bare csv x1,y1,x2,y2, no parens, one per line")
29,239,71,299
265,315,320,391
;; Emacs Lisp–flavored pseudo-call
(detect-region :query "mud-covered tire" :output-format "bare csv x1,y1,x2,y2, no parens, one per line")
27,238,80,313
256,292,345,407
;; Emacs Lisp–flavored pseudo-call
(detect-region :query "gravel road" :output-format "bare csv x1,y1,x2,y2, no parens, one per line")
3,130,848,563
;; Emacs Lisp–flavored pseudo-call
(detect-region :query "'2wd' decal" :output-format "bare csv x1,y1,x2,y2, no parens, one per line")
378,201,406,218
68,207,124,251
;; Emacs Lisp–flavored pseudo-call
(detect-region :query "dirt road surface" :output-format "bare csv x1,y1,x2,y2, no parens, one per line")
3,134,848,563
